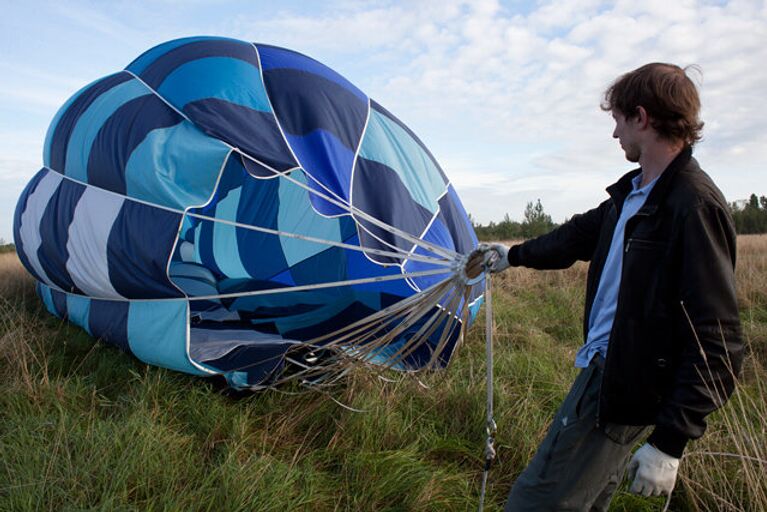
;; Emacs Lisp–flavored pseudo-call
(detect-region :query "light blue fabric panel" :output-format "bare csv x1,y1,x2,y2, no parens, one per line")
157,57,272,112
358,109,447,214
124,121,230,209
64,79,150,182
277,172,343,266
38,282,57,317
128,299,205,375
66,294,91,335
212,187,250,278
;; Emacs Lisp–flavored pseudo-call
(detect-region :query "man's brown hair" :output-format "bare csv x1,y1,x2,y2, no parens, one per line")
601,63,703,145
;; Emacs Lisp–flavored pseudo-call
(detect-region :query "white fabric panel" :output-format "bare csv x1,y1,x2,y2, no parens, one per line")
18,170,63,285
66,186,126,299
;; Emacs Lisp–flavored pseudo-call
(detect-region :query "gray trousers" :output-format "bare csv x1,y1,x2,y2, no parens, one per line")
505,357,648,512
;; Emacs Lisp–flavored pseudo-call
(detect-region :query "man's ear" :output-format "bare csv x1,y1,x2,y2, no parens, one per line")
635,106,650,130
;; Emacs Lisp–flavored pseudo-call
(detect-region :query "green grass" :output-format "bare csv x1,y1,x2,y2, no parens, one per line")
1,242,765,511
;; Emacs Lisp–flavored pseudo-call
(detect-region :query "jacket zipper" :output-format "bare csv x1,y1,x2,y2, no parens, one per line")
598,211,652,427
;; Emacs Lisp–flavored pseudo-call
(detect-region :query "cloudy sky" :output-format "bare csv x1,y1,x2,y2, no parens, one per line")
1,0,765,242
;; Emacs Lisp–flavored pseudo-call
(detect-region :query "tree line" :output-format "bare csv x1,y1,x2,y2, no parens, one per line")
473,194,767,241
730,194,767,234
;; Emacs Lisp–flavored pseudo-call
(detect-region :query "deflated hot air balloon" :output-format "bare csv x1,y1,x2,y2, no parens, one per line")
13,36,483,389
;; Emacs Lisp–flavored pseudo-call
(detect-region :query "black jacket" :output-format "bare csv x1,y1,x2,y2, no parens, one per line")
507,147,743,457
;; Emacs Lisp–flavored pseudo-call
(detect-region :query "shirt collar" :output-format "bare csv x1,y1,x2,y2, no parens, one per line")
630,172,660,195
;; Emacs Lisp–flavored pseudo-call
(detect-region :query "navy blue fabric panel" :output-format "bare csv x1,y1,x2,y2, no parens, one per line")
288,244,347,288
256,44,367,103
284,301,376,341
13,169,47,281
88,299,131,353
184,98,296,171
134,39,260,90
437,185,477,256
235,167,289,280
50,289,69,319
205,343,288,385
262,68,367,151
88,95,183,195
107,201,184,298
241,155,279,178
370,100,448,182
48,72,133,174
353,156,434,263
37,179,86,293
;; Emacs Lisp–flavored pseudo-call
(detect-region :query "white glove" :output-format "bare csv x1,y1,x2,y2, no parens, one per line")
627,443,680,497
479,243,510,273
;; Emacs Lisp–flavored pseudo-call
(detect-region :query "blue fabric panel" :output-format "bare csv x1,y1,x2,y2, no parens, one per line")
211,186,251,279
44,85,87,167
38,283,58,317
133,38,260,90
50,288,68,319
13,169,47,282
288,244,346,290
37,178,85,293
269,269,295,286
438,185,478,256
371,100,448,182
402,217,454,291
277,171,344,266
235,167,289,280
344,234,414,297
284,300,375,341
65,79,150,182
128,300,205,375
262,68,367,151
352,156,434,263
157,57,271,112
107,201,183,299
241,156,279,178
359,108,447,214
88,94,183,195
124,120,230,209
285,131,354,216
206,343,290,386
88,299,130,353
125,36,219,75
47,72,133,174
256,44,367,103
66,294,91,335
184,98,297,172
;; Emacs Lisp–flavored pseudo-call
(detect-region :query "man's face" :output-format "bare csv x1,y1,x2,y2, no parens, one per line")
612,110,641,162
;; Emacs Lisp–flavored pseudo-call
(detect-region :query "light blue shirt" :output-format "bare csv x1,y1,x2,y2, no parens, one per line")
575,172,660,368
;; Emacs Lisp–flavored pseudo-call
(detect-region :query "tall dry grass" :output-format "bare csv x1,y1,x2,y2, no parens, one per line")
0,235,765,511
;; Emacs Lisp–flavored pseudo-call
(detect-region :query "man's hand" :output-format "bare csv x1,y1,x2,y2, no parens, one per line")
480,243,510,273
465,243,511,279
627,443,680,497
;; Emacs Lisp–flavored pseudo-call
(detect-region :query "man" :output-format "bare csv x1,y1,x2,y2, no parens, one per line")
475,63,743,511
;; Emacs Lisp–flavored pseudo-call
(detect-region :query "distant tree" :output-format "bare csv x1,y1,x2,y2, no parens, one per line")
521,199,555,238
730,193,767,234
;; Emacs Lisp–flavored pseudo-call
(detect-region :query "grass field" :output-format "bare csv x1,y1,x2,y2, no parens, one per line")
1,236,765,511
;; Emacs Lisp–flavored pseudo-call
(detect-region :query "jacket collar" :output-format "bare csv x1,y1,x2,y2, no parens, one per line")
606,145,692,216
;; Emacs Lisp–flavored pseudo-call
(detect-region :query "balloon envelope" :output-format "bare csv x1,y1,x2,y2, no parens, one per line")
14,36,483,388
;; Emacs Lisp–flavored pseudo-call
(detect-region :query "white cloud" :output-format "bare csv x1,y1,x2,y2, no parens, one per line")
1,0,765,241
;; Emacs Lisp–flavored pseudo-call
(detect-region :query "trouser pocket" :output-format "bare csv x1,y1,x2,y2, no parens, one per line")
602,423,648,445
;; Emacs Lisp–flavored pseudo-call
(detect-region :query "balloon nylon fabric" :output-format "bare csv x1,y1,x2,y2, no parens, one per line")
14,36,484,388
